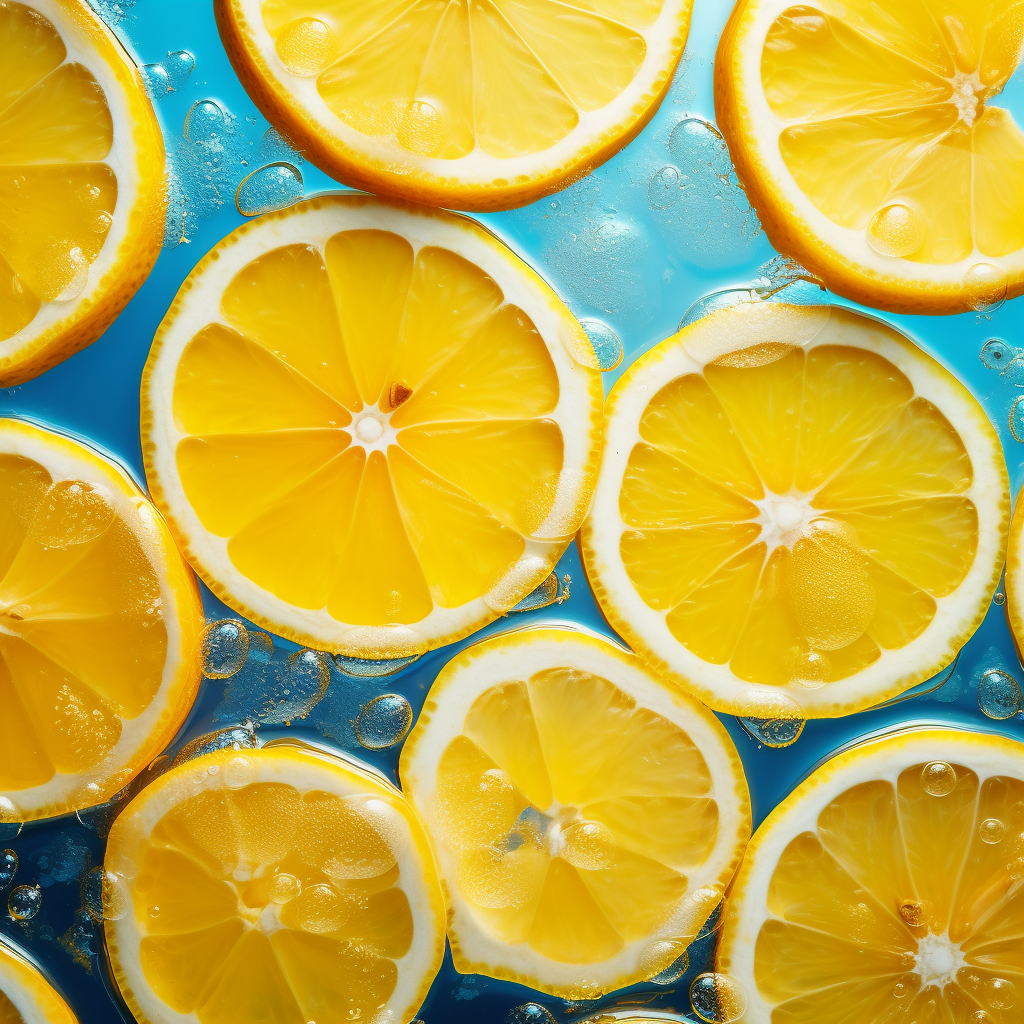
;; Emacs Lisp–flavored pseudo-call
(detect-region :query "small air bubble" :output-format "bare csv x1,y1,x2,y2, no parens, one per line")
39,242,89,302
988,977,1015,1009
867,203,925,258
506,1004,555,1024
921,761,957,796
690,972,747,1023
981,818,1006,844
224,754,258,790
185,99,227,143
8,884,41,921
981,338,1014,370
355,694,413,750
267,872,300,904
639,938,689,983
398,100,445,156
738,717,805,748
276,17,335,77
141,62,170,96
0,850,17,889
81,867,130,921
978,668,1023,719
649,164,681,209
560,820,616,870
578,318,624,371
200,619,249,678
964,263,1008,312
235,162,304,217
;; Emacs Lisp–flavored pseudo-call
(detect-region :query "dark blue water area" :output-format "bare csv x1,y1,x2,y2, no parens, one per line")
2,1,1024,1023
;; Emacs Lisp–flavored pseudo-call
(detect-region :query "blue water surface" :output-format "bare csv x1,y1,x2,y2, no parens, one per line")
2,1,1024,1022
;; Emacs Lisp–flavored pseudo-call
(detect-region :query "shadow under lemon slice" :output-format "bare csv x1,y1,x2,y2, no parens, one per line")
582,301,1009,719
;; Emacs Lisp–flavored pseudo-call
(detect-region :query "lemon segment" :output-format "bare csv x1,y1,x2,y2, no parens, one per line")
104,745,446,1024
1003,491,1024,660
0,939,79,1024
400,628,750,997
0,418,204,822
142,195,603,658
215,0,692,210
0,0,164,383
582,303,1008,718
720,729,1024,1024
715,0,1024,313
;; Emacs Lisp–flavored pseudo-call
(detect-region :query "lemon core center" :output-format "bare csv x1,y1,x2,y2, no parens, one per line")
755,492,814,550
950,71,984,127
350,405,395,452
915,933,965,989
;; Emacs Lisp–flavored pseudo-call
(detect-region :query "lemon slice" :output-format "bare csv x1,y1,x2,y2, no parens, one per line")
0,0,165,384
581,302,1009,719
719,728,1024,1024
142,194,603,658
399,627,750,997
0,938,78,1024
0,418,204,822
716,0,1024,314
105,743,446,1024
1004,491,1024,657
215,0,693,210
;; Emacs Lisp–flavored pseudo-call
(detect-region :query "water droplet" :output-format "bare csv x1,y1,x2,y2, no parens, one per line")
397,99,445,156
141,62,170,96
39,242,89,302
899,899,927,927
560,820,616,870
81,867,130,922
649,164,681,209
981,818,1006,844
91,211,113,235
988,977,1015,1009
507,1004,555,1024
276,17,336,76
578,319,624,371
510,572,561,613
978,668,1022,719
867,204,925,258
0,850,17,888
981,337,1014,370
8,884,41,921
224,754,258,790
0,798,21,837
564,979,601,1002
639,938,689,983
964,263,1008,312
994,591,1006,605
164,50,196,87
1010,396,1024,442
259,649,330,724
201,619,249,678
235,162,304,217
783,648,830,689
970,1012,994,1024
185,99,227,143
690,972,747,1023
28,479,115,548
267,872,300,904
334,652,420,678
354,693,413,750
893,977,913,998
172,722,258,767
738,717,805,748
921,761,957,796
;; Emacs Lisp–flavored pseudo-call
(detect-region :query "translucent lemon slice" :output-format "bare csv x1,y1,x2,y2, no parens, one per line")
141,194,603,658
581,301,1008,718
400,627,750,997
215,0,692,210
0,938,78,1024
719,728,1024,1024
0,0,165,383
104,744,446,1024
0,418,204,822
716,0,1024,313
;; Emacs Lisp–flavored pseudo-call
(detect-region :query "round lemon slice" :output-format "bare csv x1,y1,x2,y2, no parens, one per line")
0,418,204,822
1003,490,1024,658
104,743,446,1024
0,939,78,1024
399,627,751,998
142,193,603,659
581,301,1008,719
215,0,692,211
0,0,165,384
719,728,1024,1024
716,0,1024,314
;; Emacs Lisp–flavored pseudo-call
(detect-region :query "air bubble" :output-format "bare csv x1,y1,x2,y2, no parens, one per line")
276,17,336,76
185,99,228,143
29,480,115,549
235,162,304,217
690,972,747,1023
981,818,1006,844
224,754,258,790
648,164,681,209
921,761,957,796
172,722,258,767
267,872,300,904
899,899,927,927
578,319,624,371
0,850,16,888
142,49,194,96
507,1004,555,1024
1010,396,1024,443
8,884,41,921
981,338,1014,370
783,648,830,689
354,694,413,750
334,652,420,678
38,242,89,302
893,977,913,998
398,100,445,156
560,820,616,870
977,668,1022,719
200,619,249,678
510,572,567,613
988,977,1015,1009
91,211,113,235
964,263,1008,312
738,717,805,748
639,938,689,983
867,204,925,258
141,62,170,96
81,867,130,922
259,649,330,724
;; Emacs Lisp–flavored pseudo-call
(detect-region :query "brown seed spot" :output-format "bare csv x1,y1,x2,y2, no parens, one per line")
389,381,413,409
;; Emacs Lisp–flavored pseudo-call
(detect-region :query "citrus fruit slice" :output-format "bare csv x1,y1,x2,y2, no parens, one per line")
0,938,78,1024
715,0,1024,314
581,301,1009,719
0,0,165,384
719,728,1024,1024
1003,490,1024,658
104,743,446,1024
142,194,604,658
399,627,751,997
0,418,204,822
215,0,693,211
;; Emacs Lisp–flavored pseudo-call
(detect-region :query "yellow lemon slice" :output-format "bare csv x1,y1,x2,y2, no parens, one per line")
581,302,1009,719
399,627,750,997
215,0,693,211
0,938,78,1024
142,194,603,658
1003,490,1024,658
0,418,203,822
104,743,446,1024
0,0,165,384
719,728,1024,1024
715,0,1024,314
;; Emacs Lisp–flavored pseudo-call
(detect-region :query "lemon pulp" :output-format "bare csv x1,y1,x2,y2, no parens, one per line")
0,0,117,338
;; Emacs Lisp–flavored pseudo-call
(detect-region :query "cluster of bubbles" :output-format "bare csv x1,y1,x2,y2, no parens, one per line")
7,884,41,922
141,49,195,97
689,972,747,1023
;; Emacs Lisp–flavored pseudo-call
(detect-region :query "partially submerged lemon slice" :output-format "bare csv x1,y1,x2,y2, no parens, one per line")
0,938,78,1024
400,627,750,997
0,418,204,822
1003,491,1024,660
215,0,693,210
581,302,1008,718
0,0,165,384
142,194,603,658
105,744,446,1024
719,728,1024,1024
716,0,1024,313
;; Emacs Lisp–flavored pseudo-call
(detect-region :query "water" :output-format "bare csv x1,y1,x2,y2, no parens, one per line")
1,0,1023,1021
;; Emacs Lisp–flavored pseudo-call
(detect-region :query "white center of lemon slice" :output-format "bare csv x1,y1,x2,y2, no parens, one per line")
755,493,813,550
353,413,385,444
915,933,964,989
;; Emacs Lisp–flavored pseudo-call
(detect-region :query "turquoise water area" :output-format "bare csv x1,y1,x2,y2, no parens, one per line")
2,1,1024,1021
